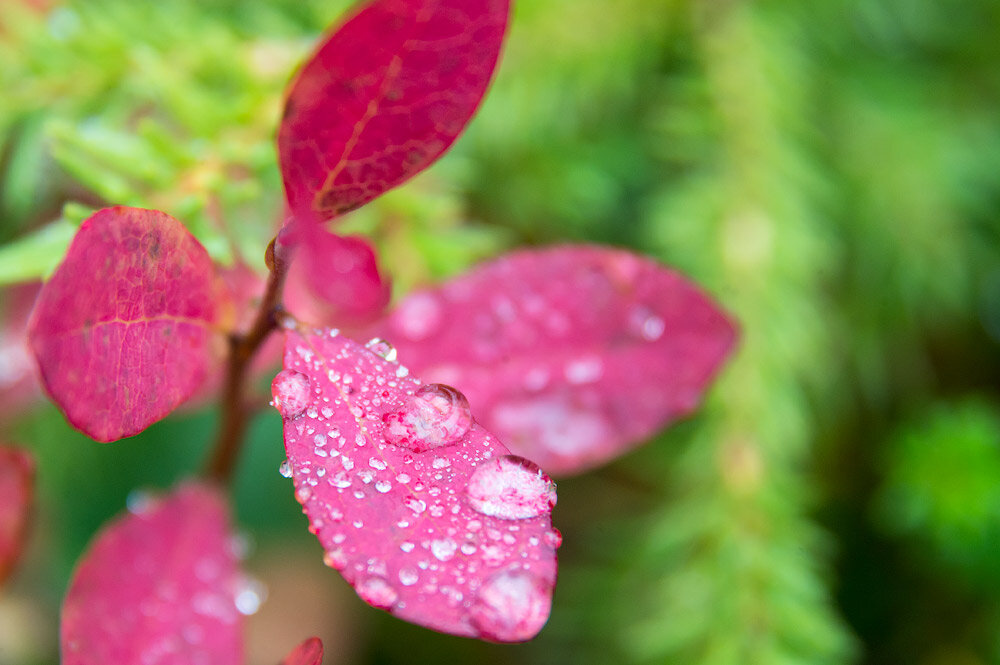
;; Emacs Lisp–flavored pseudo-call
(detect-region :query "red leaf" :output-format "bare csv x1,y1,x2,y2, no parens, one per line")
368,245,738,475
61,482,244,665
279,637,323,665
283,222,391,327
275,327,559,642
28,207,232,442
278,0,510,220
0,446,34,585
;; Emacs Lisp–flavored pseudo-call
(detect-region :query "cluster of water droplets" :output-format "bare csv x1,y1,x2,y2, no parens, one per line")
274,329,561,641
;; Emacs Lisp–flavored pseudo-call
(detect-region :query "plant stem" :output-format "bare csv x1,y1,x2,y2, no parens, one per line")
205,236,289,484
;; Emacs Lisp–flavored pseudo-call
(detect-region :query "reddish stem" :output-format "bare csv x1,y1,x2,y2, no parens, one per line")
205,236,289,484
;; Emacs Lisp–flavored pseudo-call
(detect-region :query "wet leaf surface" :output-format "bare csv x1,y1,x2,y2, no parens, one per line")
61,482,243,665
276,326,559,642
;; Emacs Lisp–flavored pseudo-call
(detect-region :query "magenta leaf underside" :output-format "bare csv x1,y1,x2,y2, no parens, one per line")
61,482,243,665
280,637,324,665
366,245,738,475
278,0,510,220
28,206,230,442
0,445,34,585
275,326,559,642
283,222,391,327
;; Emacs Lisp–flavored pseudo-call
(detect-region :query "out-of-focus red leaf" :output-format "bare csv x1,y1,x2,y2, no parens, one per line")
367,245,738,475
0,283,42,419
61,482,244,665
278,0,510,220
28,207,233,442
279,637,323,665
283,222,391,327
0,445,33,585
275,327,559,642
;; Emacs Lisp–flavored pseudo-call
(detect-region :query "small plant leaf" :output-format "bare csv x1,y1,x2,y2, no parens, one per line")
61,482,243,665
28,206,232,442
276,327,559,642
283,222,391,326
278,0,510,220
279,637,324,665
369,245,738,475
0,446,34,585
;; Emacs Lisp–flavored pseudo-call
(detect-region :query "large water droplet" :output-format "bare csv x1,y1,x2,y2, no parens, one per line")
278,460,292,478
466,456,557,520
234,577,267,616
356,576,398,609
628,305,665,342
365,338,397,362
470,569,551,642
382,383,473,452
271,370,311,418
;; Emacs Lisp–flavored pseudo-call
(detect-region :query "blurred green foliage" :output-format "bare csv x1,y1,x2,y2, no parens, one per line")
1,0,999,665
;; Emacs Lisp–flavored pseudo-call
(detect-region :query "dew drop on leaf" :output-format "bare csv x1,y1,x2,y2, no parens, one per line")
466,456,557,520
272,370,311,418
365,338,397,362
382,383,473,452
356,576,398,610
470,568,552,642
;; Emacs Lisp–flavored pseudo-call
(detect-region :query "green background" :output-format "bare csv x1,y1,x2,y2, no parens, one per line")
1,1,999,664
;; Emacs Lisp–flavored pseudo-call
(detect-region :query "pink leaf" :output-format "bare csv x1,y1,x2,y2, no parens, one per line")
0,446,34,585
61,482,244,665
28,207,232,442
278,0,510,220
283,222,391,327
367,245,738,475
275,327,559,642
279,637,323,665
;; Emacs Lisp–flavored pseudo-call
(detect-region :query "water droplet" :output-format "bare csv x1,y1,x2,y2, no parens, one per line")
466,456,557,520
369,457,387,470
628,305,665,341
365,338,398,362
324,548,347,569
234,577,267,616
564,356,603,385
271,370,311,418
430,538,457,562
398,568,419,586
382,384,473,452
375,480,392,493
278,460,292,478
400,541,415,553
405,497,427,514
296,486,312,503
544,528,563,549
356,577,398,609
470,569,551,642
